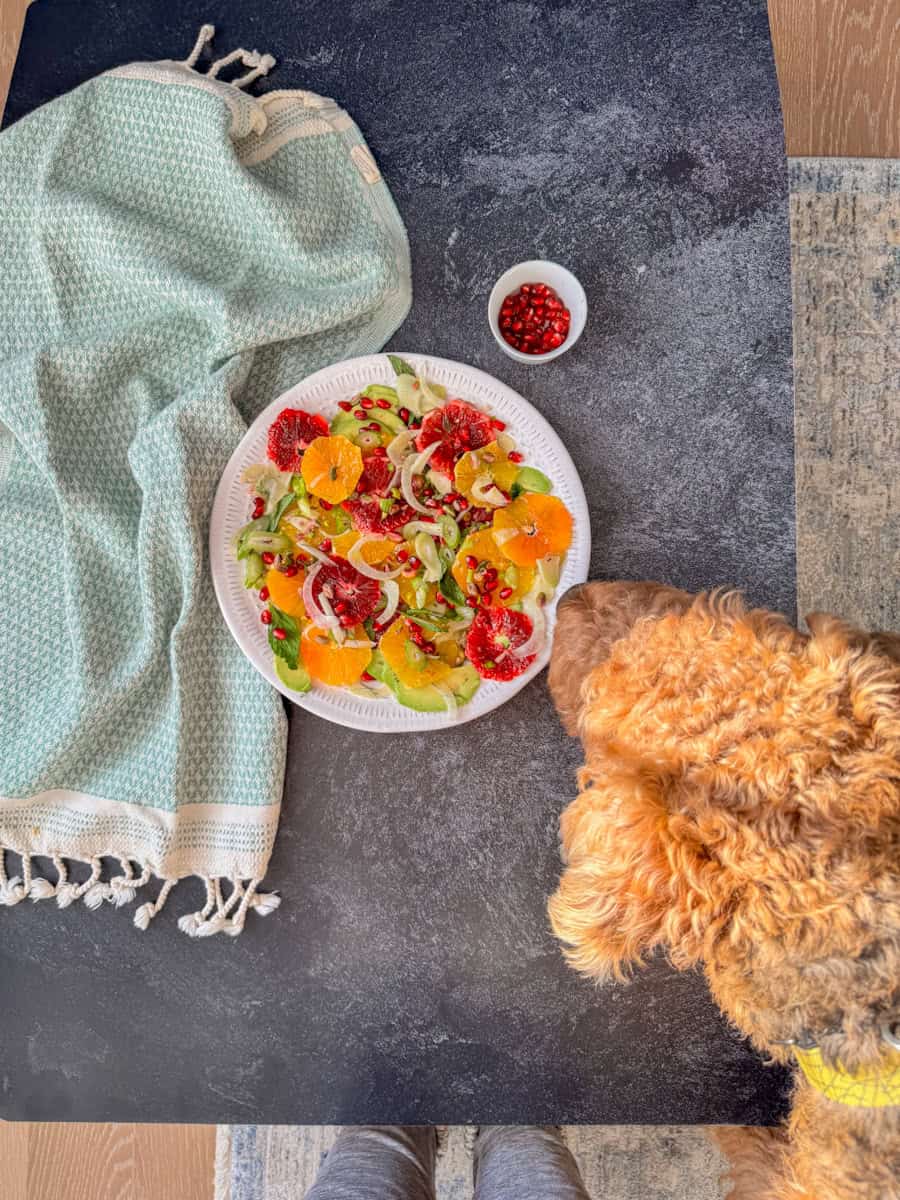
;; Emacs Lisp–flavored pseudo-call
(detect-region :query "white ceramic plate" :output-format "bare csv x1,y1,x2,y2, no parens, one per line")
210,353,591,733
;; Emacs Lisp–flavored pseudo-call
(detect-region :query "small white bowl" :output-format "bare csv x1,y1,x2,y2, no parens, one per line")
488,260,587,363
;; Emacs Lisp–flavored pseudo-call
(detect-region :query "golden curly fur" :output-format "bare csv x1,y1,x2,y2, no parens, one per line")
547,582,900,1200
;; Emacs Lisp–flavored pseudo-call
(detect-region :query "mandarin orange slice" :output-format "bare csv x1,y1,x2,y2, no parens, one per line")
379,618,451,688
453,441,518,499
300,435,363,503
492,493,573,566
332,530,396,564
264,566,307,619
451,528,534,603
300,623,372,686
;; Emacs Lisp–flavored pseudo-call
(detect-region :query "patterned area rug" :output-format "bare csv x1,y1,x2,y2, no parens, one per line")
214,1125,728,1200
790,158,899,632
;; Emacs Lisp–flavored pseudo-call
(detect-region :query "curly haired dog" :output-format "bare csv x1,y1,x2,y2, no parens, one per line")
547,583,900,1200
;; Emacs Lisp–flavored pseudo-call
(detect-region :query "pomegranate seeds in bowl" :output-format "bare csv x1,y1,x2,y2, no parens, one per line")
488,260,587,363
499,283,570,355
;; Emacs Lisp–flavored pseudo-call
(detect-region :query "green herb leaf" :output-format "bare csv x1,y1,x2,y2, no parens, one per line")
268,604,300,670
402,607,450,632
267,493,295,532
387,354,416,377
439,571,466,608
379,497,394,516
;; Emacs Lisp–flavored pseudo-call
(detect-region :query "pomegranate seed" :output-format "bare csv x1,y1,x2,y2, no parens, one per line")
547,332,564,348
361,671,375,682
481,593,493,606
425,497,441,509
320,538,332,552
456,496,469,510
499,586,514,600
484,577,499,591
354,410,366,420
396,548,409,563
375,398,391,409
273,627,287,641
319,499,333,510
252,497,265,519
260,610,272,625
334,600,348,613
338,400,353,412
424,642,436,655
259,586,270,601
485,567,498,581
283,564,299,577
508,451,524,463
261,551,275,565
408,556,421,569
360,397,374,409
491,418,506,431
399,407,411,423
500,318,512,330
435,592,447,605
511,320,523,332
466,554,478,569
465,596,479,608
551,318,567,334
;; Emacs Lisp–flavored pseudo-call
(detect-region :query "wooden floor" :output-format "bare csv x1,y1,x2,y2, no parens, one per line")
0,1,898,1197
0,1123,217,1200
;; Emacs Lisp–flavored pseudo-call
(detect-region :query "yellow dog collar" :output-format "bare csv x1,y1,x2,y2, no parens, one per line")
795,1046,900,1108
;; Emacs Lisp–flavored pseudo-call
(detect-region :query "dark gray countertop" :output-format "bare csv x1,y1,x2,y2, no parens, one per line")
1,0,794,1123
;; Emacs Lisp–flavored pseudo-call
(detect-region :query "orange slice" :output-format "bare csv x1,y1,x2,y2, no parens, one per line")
300,623,372,686
300,435,363,504
492,493,573,566
379,618,451,687
451,528,534,602
264,567,307,619
453,441,518,499
332,530,396,564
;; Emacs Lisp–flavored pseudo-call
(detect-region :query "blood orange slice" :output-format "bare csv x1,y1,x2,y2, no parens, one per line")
465,606,536,681
267,409,329,472
312,556,380,627
415,401,493,476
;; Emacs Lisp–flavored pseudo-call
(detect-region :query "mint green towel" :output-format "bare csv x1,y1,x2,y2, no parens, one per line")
0,26,411,934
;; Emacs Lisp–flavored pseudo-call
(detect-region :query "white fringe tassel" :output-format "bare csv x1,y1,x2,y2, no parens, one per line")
0,847,280,937
182,23,277,90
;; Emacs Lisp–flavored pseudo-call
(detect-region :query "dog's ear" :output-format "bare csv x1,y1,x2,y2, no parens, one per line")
548,763,724,980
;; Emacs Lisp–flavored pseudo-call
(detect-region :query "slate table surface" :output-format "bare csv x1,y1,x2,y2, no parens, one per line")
0,0,794,1123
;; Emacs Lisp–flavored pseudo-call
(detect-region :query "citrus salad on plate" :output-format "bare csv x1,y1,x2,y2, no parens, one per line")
233,355,574,716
